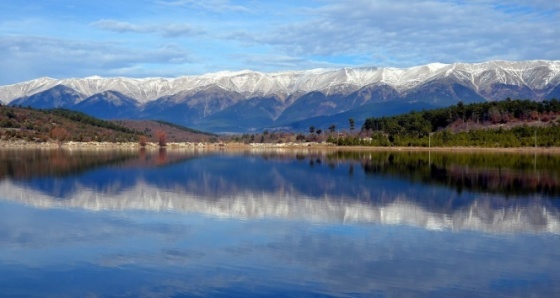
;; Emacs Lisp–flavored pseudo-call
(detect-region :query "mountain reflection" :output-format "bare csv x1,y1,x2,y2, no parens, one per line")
1,148,559,234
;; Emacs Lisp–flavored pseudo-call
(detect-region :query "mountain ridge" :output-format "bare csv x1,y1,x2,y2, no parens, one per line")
3,60,560,133
2,60,559,104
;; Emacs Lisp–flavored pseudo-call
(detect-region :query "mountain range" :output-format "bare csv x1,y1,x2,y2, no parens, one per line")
2,60,559,133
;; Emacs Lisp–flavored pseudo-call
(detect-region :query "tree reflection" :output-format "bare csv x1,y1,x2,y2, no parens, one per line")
0,148,202,180
2,148,560,200
0,149,137,180
330,151,560,198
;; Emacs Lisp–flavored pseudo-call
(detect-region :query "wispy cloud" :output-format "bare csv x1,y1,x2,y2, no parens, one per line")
91,19,203,37
0,36,192,82
90,19,144,33
0,36,191,65
232,53,350,71
227,0,560,66
155,0,251,13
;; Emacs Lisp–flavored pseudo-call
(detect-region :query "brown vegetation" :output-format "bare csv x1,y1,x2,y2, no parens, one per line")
114,120,215,143
138,135,147,147
156,130,167,147
0,106,141,144
50,127,70,147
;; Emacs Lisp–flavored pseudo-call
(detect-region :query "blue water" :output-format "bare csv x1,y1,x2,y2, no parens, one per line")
0,149,559,297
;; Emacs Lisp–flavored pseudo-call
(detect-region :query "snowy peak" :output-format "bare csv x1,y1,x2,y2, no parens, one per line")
1,60,560,105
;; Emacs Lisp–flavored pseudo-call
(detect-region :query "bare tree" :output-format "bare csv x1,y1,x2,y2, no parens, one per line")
50,127,69,147
156,130,167,147
138,135,148,147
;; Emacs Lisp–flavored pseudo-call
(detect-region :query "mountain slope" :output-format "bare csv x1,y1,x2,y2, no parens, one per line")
74,90,141,119
200,96,285,132
140,86,245,126
10,85,84,109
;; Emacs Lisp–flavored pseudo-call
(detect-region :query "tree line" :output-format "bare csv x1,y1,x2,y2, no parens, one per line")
332,98,560,147
47,109,138,134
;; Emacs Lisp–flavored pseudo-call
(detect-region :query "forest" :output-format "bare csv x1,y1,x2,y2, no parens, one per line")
332,99,560,147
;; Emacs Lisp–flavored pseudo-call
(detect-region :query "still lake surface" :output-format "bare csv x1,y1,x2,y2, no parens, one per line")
1,148,560,297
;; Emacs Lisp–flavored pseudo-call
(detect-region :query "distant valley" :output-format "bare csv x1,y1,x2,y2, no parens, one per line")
1,60,559,133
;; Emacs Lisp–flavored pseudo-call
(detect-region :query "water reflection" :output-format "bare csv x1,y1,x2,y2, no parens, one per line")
352,151,560,198
1,148,560,296
0,148,137,179
0,148,559,234
0,148,206,179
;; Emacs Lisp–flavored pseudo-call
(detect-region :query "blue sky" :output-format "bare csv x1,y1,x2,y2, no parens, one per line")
0,0,559,85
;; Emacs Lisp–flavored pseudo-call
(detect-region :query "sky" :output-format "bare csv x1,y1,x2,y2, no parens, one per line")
0,0,559,85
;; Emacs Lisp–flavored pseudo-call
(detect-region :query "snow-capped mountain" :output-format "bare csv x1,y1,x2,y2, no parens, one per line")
2,60,560,132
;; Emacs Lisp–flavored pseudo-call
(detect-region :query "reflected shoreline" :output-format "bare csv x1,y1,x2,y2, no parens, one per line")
2,149,560,199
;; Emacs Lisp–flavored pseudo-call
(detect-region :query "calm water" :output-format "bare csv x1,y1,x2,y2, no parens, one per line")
1,148,560,297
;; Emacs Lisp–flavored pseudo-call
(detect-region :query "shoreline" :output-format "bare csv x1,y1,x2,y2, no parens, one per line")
1,140,559,154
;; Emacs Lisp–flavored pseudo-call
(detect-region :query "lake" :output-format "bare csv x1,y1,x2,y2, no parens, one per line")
1,148,559,297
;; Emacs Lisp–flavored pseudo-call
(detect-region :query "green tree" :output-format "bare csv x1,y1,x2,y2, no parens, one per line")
457,101,465,122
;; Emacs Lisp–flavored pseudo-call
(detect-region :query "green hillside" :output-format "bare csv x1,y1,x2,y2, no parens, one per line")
333,99,560,147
